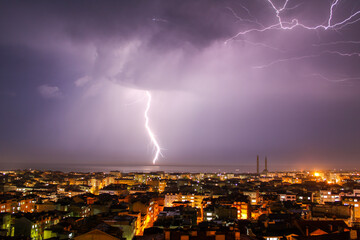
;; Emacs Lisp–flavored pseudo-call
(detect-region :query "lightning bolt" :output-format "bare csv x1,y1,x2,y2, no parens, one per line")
226,0,360,43
225,0,360,80
144,91,162,164
312,40,360,47
226,7,264,28
253,50,360,69
233,39,286,53
309,73,360,83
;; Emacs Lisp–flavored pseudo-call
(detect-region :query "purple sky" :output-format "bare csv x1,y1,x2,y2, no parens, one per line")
1,0,360,170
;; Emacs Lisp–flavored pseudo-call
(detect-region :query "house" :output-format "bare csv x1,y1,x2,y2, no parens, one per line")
74,229,122,240
293,219,351,240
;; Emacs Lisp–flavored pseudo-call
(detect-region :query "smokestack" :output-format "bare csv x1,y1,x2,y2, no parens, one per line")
265,156,268,172
256,155,259,174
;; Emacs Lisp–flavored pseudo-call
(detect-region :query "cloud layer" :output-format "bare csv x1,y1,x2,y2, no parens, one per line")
1,0,360,170
38,85,62,99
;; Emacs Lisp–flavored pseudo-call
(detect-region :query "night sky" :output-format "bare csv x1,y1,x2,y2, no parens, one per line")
1,0,360,170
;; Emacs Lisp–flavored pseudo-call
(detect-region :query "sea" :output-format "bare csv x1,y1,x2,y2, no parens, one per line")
2,163,257,173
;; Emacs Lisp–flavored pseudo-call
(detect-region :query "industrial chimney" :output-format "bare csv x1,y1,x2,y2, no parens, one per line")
265,156,268,172
262,156,268,175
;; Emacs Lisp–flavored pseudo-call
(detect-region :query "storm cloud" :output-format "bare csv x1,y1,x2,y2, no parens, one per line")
1,0,360,170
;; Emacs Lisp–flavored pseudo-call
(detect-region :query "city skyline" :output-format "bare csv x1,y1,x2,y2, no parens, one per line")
1,0,360,169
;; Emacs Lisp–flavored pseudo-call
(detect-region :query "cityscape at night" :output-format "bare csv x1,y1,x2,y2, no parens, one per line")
1,0,360,239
